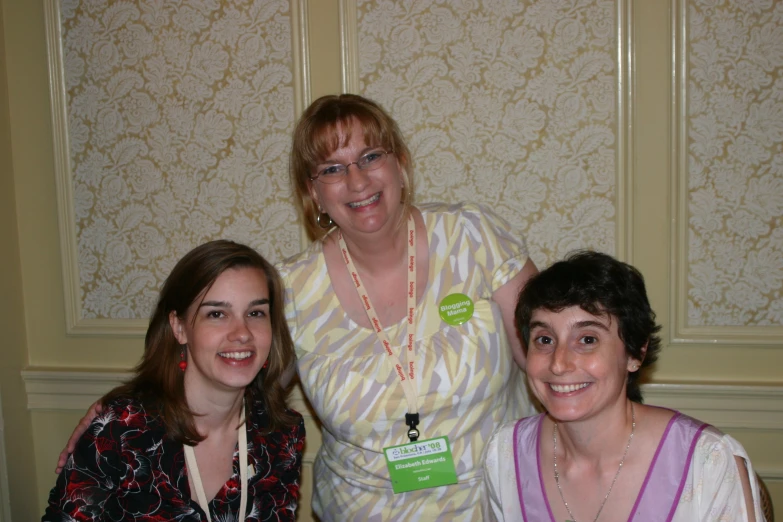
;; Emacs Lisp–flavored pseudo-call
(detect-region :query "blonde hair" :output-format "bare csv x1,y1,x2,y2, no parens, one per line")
290,94,414,241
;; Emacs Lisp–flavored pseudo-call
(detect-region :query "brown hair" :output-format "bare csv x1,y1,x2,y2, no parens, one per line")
103,240,297,444
290,94,414,241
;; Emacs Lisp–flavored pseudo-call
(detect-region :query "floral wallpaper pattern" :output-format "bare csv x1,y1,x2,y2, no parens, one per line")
687,0,783,326
60,0,297,320
357,0,619,267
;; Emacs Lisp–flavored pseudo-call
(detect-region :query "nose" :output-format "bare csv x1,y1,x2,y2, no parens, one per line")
344,162,370,191
228,318,253,343
549,343,573,375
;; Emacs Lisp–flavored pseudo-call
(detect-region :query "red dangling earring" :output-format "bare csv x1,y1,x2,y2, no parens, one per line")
178,345,188,372
262,360,268,369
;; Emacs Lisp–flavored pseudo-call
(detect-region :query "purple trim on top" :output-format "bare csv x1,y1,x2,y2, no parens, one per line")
535,416,557,522
514,419,528,521
627,412,682,521
665,423,708,522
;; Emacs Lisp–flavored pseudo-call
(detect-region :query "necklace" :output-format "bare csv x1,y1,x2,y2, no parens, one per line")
553,402,635,522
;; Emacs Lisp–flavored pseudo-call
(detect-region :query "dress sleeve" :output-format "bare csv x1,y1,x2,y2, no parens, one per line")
481,422,519,522
42,405,128,520
482,426,505,522
459,204,530,294
679,429,766,522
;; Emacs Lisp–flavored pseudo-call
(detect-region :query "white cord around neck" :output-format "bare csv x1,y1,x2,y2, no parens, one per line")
183,402,248,522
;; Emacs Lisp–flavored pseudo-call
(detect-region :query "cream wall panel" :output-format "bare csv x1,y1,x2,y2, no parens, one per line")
45,0,306,334
346,0,629,268
671,0,783,344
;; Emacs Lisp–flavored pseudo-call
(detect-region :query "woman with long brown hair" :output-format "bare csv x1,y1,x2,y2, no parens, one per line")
44,240,304,521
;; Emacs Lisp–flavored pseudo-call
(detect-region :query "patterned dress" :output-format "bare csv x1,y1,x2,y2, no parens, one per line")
43,397,305,521
279,203,535,521
483,410,767,522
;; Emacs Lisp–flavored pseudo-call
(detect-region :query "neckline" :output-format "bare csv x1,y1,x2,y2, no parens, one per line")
534,409,681,522
320,206,432,333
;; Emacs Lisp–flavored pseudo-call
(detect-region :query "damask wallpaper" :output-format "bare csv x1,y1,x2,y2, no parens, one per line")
60,0,298,320
686,0,783,327
356,0,619,267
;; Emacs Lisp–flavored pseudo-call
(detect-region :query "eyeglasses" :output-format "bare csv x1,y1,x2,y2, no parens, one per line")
309,149,393,184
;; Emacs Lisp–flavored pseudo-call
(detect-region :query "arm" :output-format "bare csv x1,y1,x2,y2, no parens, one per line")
54,401,102,474
492,258,538,371
43,408,121,520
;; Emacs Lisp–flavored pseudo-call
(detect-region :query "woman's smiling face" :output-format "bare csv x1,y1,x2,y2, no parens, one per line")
170,266,271,396
525,306,640,423
307,118,405,240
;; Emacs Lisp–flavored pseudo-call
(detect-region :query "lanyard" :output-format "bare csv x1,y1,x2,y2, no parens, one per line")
337,214,421,441
184,401,248,521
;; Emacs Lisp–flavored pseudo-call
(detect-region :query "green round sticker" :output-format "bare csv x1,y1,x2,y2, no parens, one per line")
438,293,474,325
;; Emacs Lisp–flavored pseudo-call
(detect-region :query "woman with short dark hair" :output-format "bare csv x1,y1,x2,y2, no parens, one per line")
483,251,764,521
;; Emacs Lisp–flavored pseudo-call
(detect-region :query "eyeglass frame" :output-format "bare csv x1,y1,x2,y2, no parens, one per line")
308,148,395,184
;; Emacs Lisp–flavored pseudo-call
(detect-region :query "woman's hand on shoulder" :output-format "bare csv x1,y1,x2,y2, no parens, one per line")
54,400,102,474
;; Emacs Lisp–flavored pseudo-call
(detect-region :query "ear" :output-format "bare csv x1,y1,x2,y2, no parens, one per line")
627,342,647,372
169,311,188,345
308,181,321,211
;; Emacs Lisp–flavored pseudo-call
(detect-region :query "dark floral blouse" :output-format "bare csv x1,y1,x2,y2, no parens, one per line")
43,397,305,521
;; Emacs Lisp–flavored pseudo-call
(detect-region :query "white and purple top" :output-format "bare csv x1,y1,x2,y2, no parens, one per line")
483,408,766,522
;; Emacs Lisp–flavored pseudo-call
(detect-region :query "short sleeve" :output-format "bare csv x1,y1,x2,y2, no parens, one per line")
481,422,519,522
458,204,530,294
676,429,766,521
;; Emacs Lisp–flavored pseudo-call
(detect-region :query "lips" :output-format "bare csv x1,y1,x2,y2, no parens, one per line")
549,383,590,393
347,192,380,208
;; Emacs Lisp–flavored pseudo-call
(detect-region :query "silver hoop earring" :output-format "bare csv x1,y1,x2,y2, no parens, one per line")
317,212,333,229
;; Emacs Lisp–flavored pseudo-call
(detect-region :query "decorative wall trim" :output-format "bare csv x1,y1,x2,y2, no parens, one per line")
292,0,311,116
22,369,783,476
338,0,359,94
669,0,783,346
21,369,318,464
617,0,633,263
0,389,12,522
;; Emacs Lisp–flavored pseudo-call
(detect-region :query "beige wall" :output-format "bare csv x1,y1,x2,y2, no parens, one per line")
0,0,781,519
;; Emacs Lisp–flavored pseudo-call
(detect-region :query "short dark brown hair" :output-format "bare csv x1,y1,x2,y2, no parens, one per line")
290,94,414,241
103,240,297,443
515,250,661,403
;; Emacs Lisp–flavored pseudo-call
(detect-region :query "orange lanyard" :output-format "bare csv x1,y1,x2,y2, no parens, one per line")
337,214,421,440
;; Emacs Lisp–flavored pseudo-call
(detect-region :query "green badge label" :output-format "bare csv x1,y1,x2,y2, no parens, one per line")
384,436,458,494
438,293,474,325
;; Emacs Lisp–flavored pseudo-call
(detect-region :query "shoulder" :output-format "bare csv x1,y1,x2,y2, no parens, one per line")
276,240,324,279
419,201,501,224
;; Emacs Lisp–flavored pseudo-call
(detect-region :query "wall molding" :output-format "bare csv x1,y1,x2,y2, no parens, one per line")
21,369,319,465
0,389,12,522
22,369,783,477
669,0,783,346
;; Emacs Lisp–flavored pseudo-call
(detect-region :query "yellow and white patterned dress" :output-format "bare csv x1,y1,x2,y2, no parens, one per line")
279,203,535,521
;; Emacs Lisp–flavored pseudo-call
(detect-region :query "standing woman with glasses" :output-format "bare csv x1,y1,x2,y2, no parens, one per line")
56,94,537,521
279,94,538,520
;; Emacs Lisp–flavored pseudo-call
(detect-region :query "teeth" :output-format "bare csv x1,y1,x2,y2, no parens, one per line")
550,383,589,393
348,193,380,208
219,351,252,360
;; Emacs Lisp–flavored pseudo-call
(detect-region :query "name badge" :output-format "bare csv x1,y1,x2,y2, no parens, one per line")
384,436,458,494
